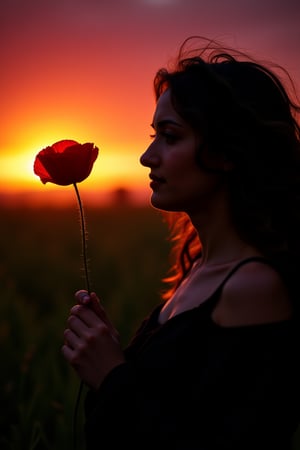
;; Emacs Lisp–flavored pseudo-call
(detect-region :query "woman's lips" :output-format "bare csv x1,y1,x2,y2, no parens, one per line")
149,174,165,189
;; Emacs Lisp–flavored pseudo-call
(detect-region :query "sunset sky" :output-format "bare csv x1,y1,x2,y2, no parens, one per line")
1,0,300,205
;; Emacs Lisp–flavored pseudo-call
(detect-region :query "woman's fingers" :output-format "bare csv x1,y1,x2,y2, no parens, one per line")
63,327,80,350
74,290,120,342
75,290,104,317
75,289,90,305
63,292,125,388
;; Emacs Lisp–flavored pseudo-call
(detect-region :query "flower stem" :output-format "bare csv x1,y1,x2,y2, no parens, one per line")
72,182,91,450
73,182,91,293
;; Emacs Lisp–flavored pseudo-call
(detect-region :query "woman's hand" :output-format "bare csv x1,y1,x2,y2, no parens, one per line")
61,291,125,390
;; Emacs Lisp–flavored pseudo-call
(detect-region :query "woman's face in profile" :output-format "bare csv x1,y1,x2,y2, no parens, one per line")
140,89,227,214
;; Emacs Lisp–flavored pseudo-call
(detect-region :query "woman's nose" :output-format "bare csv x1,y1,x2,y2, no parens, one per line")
140,143,160,167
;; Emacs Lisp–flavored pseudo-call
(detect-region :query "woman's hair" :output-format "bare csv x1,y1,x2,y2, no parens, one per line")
156,36,300,308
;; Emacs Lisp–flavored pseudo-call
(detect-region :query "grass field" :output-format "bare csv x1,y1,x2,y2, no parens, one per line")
1,203,300,449
0,204,170,449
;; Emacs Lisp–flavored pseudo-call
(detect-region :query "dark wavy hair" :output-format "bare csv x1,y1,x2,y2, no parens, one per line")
155,36,300,308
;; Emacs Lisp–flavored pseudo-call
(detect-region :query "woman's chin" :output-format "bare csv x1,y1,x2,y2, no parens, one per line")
150,194,178,212
150,194,166,210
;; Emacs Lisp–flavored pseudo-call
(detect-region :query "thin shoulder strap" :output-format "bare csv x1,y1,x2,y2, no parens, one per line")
217,256,271,291
207,256,272,310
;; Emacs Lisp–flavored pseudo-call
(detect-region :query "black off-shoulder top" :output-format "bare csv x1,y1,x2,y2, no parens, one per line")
84,257,300,450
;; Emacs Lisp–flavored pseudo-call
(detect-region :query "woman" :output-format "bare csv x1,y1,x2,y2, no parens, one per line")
62,36,300,449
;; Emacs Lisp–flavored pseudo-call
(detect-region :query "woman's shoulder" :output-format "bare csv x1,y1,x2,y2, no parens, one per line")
212,259,293,327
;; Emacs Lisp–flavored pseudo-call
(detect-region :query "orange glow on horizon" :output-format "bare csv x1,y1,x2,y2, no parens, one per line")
0,112,153,206
0,26,155,207
2,0,299,209
0,124,152,207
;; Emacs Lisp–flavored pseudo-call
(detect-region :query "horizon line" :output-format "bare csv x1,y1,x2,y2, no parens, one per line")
0,186,151,208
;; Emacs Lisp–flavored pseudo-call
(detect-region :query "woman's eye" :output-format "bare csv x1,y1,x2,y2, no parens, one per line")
164,133,178,144
149,132,178,144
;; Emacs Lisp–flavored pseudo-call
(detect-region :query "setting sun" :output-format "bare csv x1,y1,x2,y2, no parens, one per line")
1,0,299,208
0,106,152,205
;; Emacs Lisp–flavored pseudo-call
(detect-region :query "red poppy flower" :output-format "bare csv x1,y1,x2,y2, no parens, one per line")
33,139,99,185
